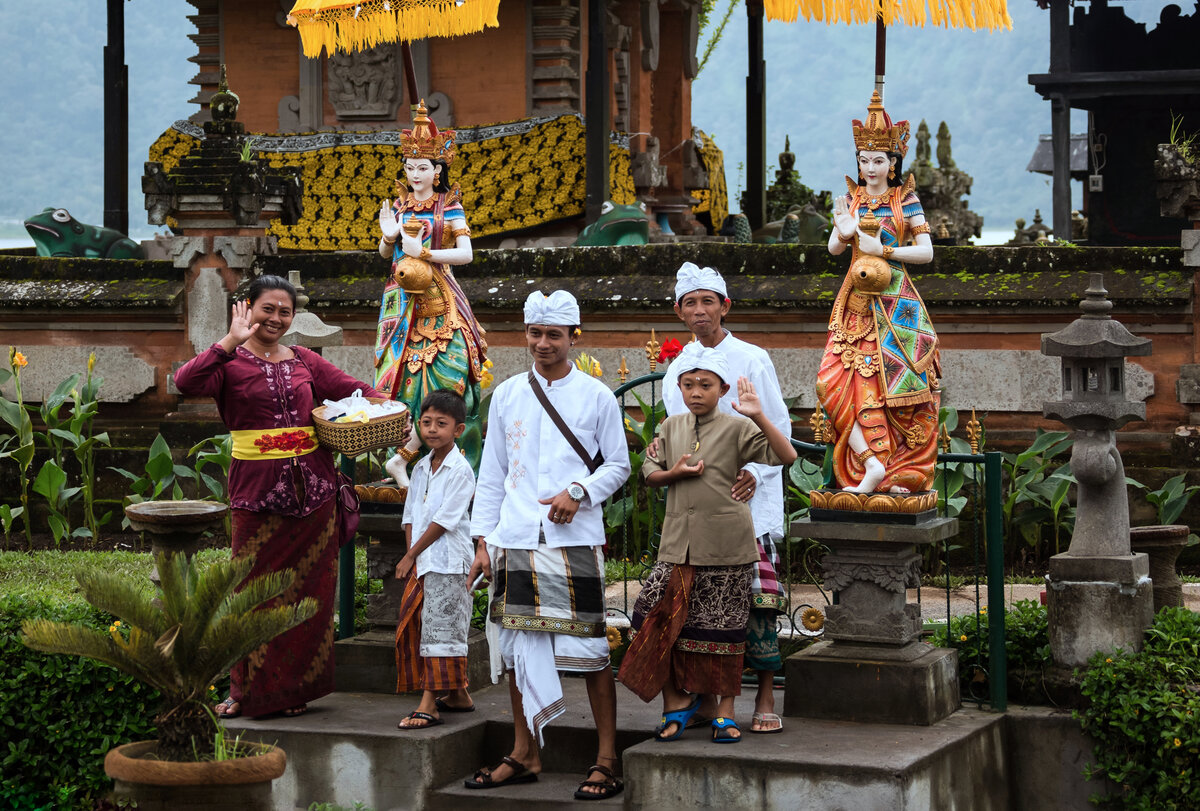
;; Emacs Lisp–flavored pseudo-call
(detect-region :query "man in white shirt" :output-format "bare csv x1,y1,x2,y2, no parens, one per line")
466,290,631,800
661,262,792,734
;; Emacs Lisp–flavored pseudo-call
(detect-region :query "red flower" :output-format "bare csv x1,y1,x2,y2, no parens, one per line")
255,430,317,454
657,338,684,364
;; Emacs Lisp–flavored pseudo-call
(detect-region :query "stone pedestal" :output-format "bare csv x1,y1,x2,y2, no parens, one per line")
1129,524,1189,611
784,516,961,726
1046,552,1154,668
359,512,407,630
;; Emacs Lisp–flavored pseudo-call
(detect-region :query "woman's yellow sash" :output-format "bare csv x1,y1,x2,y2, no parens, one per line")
230,427,319,461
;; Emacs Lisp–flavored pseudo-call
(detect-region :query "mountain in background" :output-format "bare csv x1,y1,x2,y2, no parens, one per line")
0,1,1173,241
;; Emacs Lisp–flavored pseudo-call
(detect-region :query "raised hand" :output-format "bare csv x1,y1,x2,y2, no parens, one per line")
226,300,259,345
378,200,402,242
730,376,761,420
400,223,425,259
833,196,857,240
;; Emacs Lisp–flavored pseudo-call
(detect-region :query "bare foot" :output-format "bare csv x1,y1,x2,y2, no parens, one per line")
889,485,911,494
847,456,886,493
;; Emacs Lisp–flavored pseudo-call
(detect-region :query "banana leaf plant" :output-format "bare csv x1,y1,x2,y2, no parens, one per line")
22,551,316,761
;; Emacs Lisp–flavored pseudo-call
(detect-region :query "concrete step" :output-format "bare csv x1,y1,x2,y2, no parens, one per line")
428,771,625,809
623,708,1009,810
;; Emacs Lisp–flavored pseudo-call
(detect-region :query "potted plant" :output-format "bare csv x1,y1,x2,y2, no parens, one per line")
22,550,316,810
1154,113,1200,220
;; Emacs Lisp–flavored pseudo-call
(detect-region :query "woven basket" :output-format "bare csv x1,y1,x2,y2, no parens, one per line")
311,398,409,457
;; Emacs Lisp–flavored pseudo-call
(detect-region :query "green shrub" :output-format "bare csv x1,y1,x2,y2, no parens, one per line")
1076,607,1200,810
931,598,1052,704
0,593,157,809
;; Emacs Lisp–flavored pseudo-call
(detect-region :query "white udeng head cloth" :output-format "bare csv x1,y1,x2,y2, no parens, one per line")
674,261,728,302
523,290,580,326
675,341,731,385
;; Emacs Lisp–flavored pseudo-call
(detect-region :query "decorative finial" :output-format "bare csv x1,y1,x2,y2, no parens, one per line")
209,64,240,123
1079,273,1113,319
645,329,661,372
287,270,310,312
966,410,982,454
938,424,951,453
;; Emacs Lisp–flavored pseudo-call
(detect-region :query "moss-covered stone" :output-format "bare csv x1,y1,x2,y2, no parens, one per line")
0,255,181,310
257,244,1188,313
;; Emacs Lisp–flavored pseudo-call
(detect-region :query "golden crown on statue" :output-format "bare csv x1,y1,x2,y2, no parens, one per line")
852,91,909,157
400,101,457,165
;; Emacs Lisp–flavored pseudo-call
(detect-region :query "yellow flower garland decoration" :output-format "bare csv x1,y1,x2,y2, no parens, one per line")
148,115,639,251
689,129,728,232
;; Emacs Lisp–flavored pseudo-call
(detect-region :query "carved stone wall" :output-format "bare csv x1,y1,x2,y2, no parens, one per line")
529,0,583,115
327,43,403,121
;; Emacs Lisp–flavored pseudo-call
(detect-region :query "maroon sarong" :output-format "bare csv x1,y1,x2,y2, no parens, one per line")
229,499,337,717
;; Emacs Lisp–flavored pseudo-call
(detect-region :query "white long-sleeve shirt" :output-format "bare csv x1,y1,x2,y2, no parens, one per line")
470,365,631,550
662,330,790,538
402,444,475,578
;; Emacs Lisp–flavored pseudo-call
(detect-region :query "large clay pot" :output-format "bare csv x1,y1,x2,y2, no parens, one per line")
104,740,286,811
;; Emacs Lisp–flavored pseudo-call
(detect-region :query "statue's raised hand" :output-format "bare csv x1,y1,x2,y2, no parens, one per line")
400,221,426,259
378,200,402,243
226,300,259,344
833,196,857,241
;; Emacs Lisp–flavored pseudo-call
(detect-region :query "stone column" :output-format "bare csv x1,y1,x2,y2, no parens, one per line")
784,516,961,726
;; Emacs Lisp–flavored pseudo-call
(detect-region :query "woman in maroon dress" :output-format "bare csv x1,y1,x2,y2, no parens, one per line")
175,275,391,718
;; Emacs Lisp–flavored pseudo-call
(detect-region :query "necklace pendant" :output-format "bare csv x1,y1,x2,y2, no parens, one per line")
692,440,700,452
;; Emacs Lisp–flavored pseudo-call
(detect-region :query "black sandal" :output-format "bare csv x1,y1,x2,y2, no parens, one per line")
573,763,624,801
463,755,539,789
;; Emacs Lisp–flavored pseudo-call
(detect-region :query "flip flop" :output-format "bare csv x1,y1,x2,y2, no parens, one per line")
463,756,539,789
435,697,476,713
214,697,241,719
654,694,702,742
281,704,308,717
750,712,784,734
711,717,742,743
573,763,625,801
397,711,444,730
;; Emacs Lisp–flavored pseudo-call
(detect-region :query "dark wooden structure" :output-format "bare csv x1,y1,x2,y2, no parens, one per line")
1029,0,1200,245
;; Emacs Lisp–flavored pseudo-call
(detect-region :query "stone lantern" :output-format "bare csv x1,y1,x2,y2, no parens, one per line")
1041,273,1154,668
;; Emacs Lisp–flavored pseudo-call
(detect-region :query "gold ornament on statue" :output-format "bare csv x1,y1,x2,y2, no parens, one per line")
392,218,434,293
848,211,893,294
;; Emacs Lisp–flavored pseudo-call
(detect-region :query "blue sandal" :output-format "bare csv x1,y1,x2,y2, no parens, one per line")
654,695,702,742
711,717,741,743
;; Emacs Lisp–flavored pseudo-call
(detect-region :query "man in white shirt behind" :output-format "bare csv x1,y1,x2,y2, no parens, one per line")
661,262,793,734
466,290,631,800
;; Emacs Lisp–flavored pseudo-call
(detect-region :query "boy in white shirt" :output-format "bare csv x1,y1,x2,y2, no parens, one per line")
394,390,477,728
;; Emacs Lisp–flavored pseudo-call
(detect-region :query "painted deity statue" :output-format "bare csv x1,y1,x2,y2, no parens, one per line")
816,92,940,494
377,101,488,487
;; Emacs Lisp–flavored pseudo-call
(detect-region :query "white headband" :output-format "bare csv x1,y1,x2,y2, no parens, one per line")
674,261,728,302
523,289,580,326
675,341,730,384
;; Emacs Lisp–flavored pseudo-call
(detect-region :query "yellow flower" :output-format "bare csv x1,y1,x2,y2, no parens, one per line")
113,620,121,627
1175,738,1182,747
1106,657,1113,663
11,350,27,369
960,634,969,642
979,607,986,614
591,360,603,378
87,352,96,374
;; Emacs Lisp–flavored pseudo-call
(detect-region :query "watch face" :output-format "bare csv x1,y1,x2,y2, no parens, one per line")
568,484,585,500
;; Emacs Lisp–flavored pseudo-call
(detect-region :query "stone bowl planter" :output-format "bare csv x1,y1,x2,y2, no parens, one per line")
1129,524,1190,611
104,740,286,811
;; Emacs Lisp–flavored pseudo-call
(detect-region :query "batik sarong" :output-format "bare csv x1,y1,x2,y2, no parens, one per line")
746,532,785,672
395,572,471,693
229,499,337,717
620,561,752,701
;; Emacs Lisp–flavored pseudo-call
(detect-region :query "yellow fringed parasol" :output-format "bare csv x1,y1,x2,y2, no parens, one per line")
763,0,1011,29
287,0,501,59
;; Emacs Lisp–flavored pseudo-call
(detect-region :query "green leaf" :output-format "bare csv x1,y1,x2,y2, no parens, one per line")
32,461,68,502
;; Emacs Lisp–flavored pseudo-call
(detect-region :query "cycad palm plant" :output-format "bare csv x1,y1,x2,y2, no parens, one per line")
22,551,317,761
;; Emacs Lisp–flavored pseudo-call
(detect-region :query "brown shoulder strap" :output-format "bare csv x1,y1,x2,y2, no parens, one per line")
528,372,603,474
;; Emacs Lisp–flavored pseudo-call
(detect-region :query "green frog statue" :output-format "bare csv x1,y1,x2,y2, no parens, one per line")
573,200,650,246
23,207,144,259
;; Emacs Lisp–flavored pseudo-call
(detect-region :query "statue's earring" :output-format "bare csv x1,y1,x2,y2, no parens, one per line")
888,165,896,180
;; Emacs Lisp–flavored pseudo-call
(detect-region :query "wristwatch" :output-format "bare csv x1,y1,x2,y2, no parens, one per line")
566,482,586,503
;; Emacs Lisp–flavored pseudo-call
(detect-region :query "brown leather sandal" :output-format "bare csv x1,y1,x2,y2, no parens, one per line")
463,755,539,789
573,763,624,801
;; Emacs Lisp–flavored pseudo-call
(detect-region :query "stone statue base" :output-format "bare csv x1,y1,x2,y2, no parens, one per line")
784,515,961,725
1046,552,1154,669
